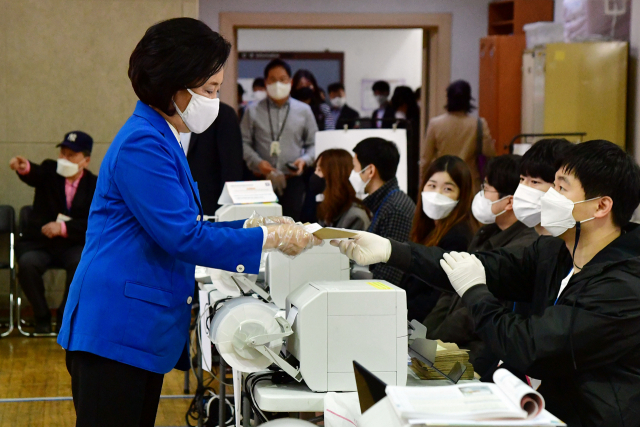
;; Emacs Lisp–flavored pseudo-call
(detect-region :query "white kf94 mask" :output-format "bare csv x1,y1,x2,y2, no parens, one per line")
173,89,220,134
56,158,79,178
513,184,547,227
540,187,600,237
471,190,509,224
422,191,458,220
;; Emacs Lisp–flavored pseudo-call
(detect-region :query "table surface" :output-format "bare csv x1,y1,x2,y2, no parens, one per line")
254,369,477,412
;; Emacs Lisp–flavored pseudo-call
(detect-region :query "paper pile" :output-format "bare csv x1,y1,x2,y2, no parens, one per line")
410,341,474,381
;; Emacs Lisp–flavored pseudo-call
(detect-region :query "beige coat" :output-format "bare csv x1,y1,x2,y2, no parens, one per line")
421,112,496,183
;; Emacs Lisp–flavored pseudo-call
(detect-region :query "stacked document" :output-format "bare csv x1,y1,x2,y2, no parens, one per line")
410,341,474,380
385,369,566,426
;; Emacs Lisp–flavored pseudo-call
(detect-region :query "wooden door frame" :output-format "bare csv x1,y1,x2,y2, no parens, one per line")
219,12,452,152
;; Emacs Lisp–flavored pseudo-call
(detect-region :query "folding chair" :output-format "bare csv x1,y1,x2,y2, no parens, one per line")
0,205,16,337
16,206,57,337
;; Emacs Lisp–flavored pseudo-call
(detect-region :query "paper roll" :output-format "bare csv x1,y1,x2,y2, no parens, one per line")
210,297,283,372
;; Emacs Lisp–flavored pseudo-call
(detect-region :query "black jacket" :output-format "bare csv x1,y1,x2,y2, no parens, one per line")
400,221,474,322
187,103,245,214
371,104,395,129
387,225,640,427
18,159,97,245
424,222,539,366
334,104,360,129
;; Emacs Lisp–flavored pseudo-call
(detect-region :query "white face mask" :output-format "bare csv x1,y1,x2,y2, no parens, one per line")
57,158,80,178
330,96,346,108
513,184,546,228
422,191,458,220
540,187,600,237
472,190,509,224
266,82,292,100
253,90,267,101
173,89,220,134
375,95,388,106
349,165,371,197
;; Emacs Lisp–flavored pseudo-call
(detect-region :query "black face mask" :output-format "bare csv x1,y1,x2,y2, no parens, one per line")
292,87,315,103
308,173,326,195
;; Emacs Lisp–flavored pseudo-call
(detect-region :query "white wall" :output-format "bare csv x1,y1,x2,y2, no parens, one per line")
200,0,492,113
237,29,423,115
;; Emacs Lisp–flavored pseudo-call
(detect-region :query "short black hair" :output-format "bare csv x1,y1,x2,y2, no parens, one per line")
264,59,292,79
485,154,522,198
328,82,345,94
559,140,640,228
445,80,475,113
237,83,245,97
353,137,400,182
372,80,390,94
520,138,573,183
128,18,231,116
252,77,265,89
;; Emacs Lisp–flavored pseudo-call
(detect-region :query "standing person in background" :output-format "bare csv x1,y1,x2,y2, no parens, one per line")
241,59,318,220
415,87,422,109
402,155,476,322
10,131,97,334
315,149,371,230
391,85,421,201
352,138,415,285
186,101,245,215
327,82,360,129
371,80,395,129
422,80,495,188
237,83,246,118
291,69,334,131
251,77,267,102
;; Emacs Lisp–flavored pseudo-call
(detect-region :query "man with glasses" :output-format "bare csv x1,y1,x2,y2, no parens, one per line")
241,59,318,220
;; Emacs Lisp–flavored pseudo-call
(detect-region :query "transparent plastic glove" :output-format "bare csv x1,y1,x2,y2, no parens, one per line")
329,231,391,266
243,211,295,228
439,251,486,297
267,170,287,196
263,224,323,257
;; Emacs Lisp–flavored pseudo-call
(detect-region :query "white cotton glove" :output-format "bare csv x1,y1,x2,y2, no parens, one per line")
329,231,391,266
439,251,486,297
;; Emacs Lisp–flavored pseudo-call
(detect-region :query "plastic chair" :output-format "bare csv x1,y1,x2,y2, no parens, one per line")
16,206,57,337
0,206,16,337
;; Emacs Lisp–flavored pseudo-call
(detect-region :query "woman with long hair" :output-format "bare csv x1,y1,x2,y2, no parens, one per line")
402,155,476,321
315,149,370,230
291,69,334,131
391,85,421,200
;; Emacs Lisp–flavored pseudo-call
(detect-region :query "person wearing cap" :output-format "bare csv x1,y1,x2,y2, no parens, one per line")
9,130,97,334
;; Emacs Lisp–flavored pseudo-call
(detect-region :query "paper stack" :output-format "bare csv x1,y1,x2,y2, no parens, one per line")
410,341,474,381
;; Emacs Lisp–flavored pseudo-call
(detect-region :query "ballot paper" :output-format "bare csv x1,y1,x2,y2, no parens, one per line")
411,341,474,381
218,180,278,205
386,369,547,423
303,223,358,240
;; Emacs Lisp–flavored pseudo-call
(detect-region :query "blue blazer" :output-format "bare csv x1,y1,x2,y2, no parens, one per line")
58,101,264,374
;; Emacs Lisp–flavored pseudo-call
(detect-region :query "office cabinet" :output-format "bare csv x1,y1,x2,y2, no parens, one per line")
479,35,526,154
521,42,628,147
488,0,555,35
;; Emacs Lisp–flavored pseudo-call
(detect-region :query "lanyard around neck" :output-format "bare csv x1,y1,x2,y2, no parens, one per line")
267,99,291,142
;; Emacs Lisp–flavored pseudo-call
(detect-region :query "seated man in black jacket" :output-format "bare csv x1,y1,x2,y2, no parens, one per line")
10,131,97,333
332,140,640,427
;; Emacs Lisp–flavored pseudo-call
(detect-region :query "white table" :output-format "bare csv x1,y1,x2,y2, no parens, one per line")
254,369,476,413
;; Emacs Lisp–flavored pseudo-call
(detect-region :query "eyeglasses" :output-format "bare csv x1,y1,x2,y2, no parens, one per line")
481,183,499,194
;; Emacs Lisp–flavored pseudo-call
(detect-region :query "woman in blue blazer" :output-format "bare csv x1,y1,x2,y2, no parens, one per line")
58,18,320,426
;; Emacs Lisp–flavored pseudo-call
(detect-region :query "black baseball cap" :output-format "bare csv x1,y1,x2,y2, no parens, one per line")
57,131,93,154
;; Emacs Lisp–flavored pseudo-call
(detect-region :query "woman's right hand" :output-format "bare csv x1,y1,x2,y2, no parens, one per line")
263,224,323,257
9,156,28,173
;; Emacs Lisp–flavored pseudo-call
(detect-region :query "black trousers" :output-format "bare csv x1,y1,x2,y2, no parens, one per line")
17,240,83,320
279,175,306,221
66,350,164,427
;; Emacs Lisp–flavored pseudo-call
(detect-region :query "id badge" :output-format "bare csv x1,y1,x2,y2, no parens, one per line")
270,140,281,157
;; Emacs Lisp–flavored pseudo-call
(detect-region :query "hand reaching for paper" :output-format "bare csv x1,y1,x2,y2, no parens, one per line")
329,231,391,266
439,251,486,297
263,224,323,257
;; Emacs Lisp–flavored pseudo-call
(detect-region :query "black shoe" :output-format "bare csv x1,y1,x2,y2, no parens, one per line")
34,316,52,334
